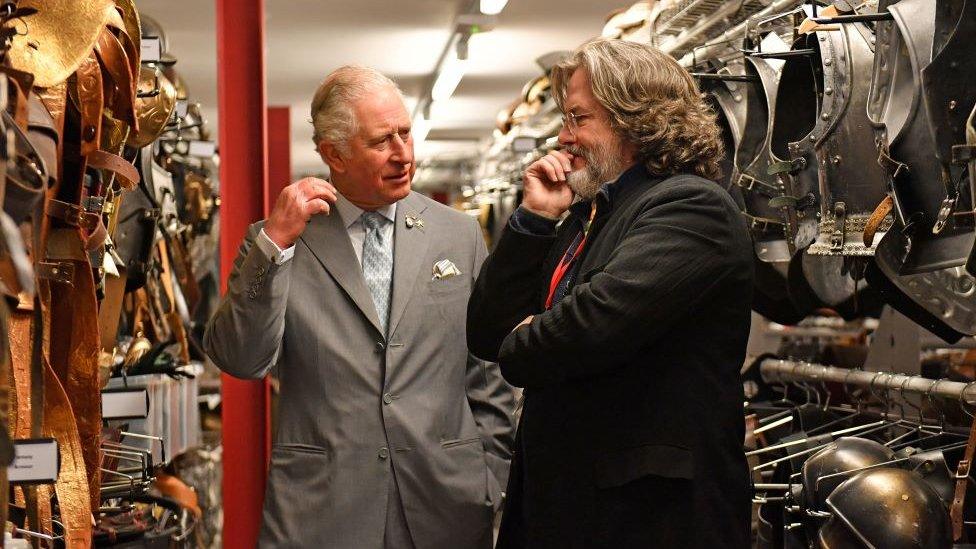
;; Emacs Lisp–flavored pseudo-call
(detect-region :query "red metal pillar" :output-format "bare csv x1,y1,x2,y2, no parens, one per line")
216,0,270,546
266,107,292,210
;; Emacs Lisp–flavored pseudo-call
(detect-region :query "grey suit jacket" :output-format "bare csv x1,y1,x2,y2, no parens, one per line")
205,191,516,548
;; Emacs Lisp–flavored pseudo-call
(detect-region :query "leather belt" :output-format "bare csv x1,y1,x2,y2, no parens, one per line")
46,198,100,231
951,413,976,540
863,195,894,248
46,229,102,513
87,149,139,189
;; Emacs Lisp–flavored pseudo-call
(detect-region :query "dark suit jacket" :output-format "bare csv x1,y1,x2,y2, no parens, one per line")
468,165,754,548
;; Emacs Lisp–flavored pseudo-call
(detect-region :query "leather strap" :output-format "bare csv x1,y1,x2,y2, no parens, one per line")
953,144,976,165
46,199,100,231
87,149,139,189
863,195,894,248
951,414,976,540
154,472,202,518
98,270,127,351
42,354,93,548
47,229,102,515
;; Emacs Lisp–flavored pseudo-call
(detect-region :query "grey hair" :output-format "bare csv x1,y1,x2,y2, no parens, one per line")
310,65,402,155
550,38,724,181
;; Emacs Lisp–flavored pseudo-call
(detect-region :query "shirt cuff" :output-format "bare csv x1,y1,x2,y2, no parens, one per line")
509,206,558,236
256,228,295,265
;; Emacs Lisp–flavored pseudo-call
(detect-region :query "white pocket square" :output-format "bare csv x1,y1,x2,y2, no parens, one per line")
432,259,462,280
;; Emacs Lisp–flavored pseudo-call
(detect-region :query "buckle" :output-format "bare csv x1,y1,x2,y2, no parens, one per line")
877,149,908,180
934,196,957,235
956,459,971,480
830,202,847,251
736,173,758,191
36,261,75,285
47,199,100,231
84,195,105,214
952,144,976,165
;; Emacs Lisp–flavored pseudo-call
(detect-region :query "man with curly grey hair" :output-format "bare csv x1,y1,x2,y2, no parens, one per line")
468,39,753,548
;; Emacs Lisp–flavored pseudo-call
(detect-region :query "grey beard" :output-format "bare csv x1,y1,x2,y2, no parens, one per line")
566,140,627,200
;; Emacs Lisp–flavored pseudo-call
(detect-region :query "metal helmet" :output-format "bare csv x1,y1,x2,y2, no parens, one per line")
802,437,895,513
818,468,951,549
905,448,955,505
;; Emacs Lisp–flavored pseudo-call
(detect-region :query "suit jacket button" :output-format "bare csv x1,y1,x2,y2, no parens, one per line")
378,447,390,460
383,393,394,405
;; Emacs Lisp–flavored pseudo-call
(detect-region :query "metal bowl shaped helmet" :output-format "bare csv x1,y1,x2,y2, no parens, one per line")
802,437,895,513
818,467,951,548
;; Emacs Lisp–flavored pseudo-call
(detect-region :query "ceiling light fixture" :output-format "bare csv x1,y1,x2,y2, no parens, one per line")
479,0,509,15
412,113,431,144
431,34,470,102
431,53,467,102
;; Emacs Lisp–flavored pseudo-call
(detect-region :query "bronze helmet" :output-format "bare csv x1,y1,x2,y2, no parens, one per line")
819,467,951,549
802,437,895,513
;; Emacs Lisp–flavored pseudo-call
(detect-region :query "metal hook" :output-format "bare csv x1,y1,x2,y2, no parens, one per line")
926,379,947,431
899,375,925,423
958,380,976,420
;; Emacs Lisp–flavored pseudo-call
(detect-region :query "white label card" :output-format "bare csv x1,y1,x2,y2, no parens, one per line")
511,137,538,154
141,38,161,63
102,389,150,420
188,140,217,158
8,439,59,485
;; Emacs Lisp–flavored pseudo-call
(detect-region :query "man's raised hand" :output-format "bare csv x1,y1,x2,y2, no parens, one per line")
522,150,575,220
264,177,338,249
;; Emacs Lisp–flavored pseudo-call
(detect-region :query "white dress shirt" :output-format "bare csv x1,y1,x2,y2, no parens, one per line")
256,194,397,265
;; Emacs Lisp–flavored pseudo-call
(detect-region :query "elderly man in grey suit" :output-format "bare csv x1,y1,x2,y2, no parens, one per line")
205,65,516,548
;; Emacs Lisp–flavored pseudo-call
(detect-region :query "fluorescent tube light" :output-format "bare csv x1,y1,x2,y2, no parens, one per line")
480,0,509,15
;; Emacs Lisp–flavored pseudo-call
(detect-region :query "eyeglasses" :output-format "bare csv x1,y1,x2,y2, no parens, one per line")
561,110,594,134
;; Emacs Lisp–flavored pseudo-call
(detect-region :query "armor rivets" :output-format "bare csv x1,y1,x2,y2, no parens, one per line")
949,100,957,111
825,87,833,95
809,135,817,142
821,113,830,120
734,95,742,102
833,156,841,165
824,59,832,66
820,35,827,42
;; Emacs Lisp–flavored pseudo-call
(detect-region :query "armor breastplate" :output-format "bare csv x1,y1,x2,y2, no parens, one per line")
865,0,976,337
770,17,887,257
735,35,792,264
870,0,975,275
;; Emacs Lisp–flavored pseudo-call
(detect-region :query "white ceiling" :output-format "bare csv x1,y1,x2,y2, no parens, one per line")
135,0,625,179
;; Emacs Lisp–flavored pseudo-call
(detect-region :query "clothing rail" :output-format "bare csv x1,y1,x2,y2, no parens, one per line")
676,0,803,67
759,359,976,404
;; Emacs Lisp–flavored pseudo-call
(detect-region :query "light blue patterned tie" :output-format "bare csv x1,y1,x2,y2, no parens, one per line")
361,211,393,335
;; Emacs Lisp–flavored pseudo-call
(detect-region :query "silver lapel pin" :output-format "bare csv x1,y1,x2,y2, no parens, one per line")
405,215,424,230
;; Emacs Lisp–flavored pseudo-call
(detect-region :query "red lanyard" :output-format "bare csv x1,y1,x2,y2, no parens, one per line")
545,203,597,309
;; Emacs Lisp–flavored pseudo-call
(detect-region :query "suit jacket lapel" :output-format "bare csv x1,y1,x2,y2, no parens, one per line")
300,208,384,335
388,193,429,336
